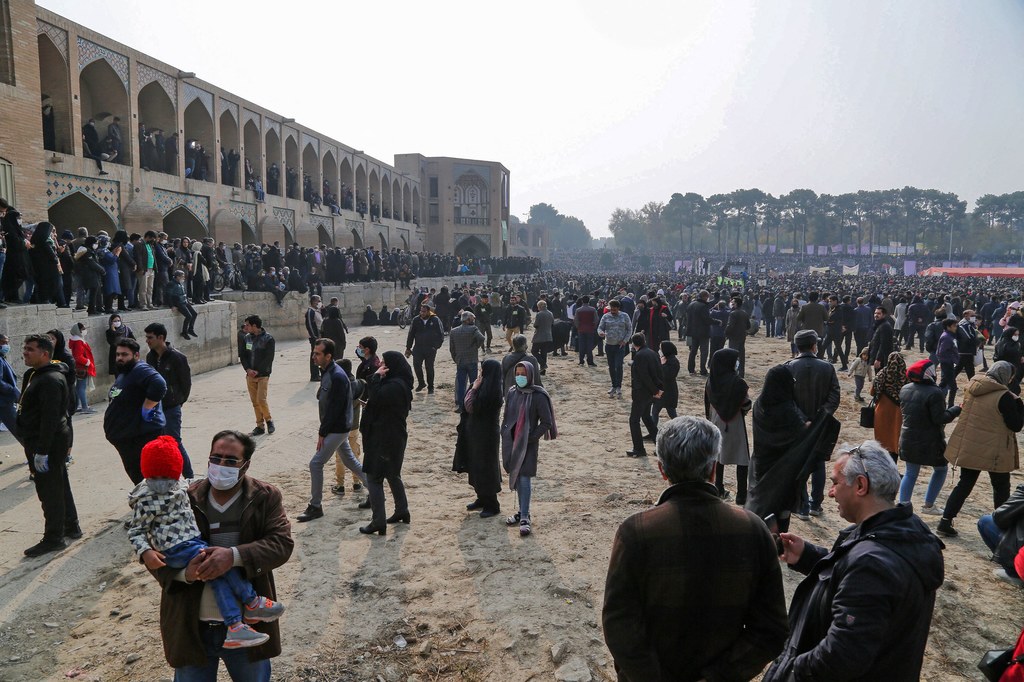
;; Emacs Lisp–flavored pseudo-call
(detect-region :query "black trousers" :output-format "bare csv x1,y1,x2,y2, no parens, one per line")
111,433,162,485
27,431,78,544
174,302,198,335
367,472,408,527
943,468,1011,522
412,348,436,389
727,339,746,377
629,396,657,453
532,342,549,370
687,336,710,374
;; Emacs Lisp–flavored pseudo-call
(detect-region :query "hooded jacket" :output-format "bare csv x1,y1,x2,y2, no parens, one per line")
763,505,944,682
898,379,960,467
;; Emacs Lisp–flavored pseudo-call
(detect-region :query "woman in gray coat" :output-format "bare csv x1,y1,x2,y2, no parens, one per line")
501,362,556,537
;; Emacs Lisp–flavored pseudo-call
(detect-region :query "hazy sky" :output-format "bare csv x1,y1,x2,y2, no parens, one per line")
41,0,1024,237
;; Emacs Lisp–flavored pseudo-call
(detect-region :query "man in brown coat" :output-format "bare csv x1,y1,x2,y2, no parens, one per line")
603,416,788,681
150,429,293,678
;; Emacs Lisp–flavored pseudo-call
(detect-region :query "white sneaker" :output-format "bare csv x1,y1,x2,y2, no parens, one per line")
994,568,1024,588
607,387,615,396
921,504,943,516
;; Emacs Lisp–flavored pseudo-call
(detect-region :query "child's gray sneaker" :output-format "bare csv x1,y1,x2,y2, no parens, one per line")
223,623,270,649
244,596,285,623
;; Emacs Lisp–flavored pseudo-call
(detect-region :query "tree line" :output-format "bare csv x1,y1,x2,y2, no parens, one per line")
607,188,1024,257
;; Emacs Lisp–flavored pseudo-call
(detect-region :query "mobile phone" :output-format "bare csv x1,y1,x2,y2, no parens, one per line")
763,514,784,555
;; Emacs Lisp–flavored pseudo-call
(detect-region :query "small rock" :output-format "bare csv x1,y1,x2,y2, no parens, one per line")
604,493,624,502
25,629,35,635
382,666,401,682
503,639,517,650
416,622,429,631
125,653,141,664
407,675,422,682
9,656,20,662
551,641,571,664
554,655,592,682
418,641,433,656
109,609,120,616
43,622,58,629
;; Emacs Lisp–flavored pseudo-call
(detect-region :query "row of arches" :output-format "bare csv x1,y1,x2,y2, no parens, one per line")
43,191,410,251
38,32,420,223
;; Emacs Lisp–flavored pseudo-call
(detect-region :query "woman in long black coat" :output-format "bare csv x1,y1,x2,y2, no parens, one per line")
28,221,59,304
1,208,28,302
359,350,413,535
651,340,680,427
453,359,503,516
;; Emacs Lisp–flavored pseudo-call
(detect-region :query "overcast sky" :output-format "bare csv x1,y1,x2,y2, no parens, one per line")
41,0,1024,237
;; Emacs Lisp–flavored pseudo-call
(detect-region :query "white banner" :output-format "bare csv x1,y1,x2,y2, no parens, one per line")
842,264,860,276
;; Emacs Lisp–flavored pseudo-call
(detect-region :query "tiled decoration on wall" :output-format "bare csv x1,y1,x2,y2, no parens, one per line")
45,171,121,224
228,201,256,228
77,36,129,90
153,188,210,229
137,63,177,106
218,98,238,123
37,20,68,63
183,83,213,117
273,207,294,232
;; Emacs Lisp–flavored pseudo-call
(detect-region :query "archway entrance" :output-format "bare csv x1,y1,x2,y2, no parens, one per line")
138,81,176,173
219,109,239,186
317,225,332,246
243,120,261,184
241,219,257,245
351,229,363,249
455,236,490,259
38,34,72,154
285,135,299,199
79,59,130,165
163,206,207,241
265,129,281,195
378,232,387,252
48,192,116,233
183,99,214,181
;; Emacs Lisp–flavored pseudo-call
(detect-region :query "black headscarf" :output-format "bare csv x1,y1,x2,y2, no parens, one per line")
706,347,747,421
381,350,413,395
30,221,54,247
476,358,504,414
757,363,796,407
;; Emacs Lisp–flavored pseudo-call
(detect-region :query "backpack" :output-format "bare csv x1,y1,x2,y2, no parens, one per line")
925,322,940,353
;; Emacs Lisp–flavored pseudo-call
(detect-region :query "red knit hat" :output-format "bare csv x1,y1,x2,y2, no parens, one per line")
141,435,183,480
907,359,934,382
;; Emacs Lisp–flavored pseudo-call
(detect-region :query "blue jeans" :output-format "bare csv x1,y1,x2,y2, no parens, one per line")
899,462,947,506
164,404,195,478
173,623,271,682
577,332,595,365
517,475,532,520
605,343,625,389
162,538,256,626
455,362,477,410
978,514,1001,553
799,461,827,514
0,402,19,441
76,377,89,411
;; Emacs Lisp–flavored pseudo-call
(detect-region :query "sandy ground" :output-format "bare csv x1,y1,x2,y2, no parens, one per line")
0,327,1021,682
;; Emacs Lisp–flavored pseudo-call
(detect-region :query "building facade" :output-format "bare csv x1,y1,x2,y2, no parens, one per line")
0,0,513,257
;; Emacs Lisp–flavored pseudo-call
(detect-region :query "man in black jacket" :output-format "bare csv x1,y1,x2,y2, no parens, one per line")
685,289,718,375
906,296,931,352
789,330,841,519
868,306,894,370
144,323,194,479
242,315,276,436
405,304,444,393
305,295,323,382
18,334,80,557
503,294,529,352
724,296,751,377
764,441,943,682
298,338,365,522
628,333,663,458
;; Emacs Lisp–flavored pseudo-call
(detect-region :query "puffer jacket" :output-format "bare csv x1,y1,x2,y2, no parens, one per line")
898,380,960,467
763,505,944,682
944,374,1023,473
993,484,1024,579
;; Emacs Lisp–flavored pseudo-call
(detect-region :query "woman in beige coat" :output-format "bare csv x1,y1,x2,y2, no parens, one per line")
937,361,1024,537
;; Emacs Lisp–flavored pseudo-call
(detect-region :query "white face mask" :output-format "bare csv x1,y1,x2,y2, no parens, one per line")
207,463,242,491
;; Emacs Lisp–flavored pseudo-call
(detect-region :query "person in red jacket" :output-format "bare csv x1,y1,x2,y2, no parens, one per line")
67,322,97,414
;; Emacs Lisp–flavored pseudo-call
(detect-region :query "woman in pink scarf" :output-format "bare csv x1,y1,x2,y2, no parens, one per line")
501,361,556,537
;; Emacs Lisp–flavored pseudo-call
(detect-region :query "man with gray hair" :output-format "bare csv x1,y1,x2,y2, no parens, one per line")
763,440,944,682
603,416,788,681
449,310,485,413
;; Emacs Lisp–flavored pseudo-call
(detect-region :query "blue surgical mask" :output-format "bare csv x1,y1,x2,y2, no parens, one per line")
356,347,365,358
515,375,528,389
0,345,8,356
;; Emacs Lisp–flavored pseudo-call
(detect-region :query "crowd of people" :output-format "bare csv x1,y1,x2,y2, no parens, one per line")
7,231,1024,679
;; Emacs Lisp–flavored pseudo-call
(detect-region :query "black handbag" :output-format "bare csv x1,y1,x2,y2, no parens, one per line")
978,647,1013,681
859,399,876,429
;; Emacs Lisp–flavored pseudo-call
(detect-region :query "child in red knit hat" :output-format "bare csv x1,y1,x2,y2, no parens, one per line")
127,435,285,649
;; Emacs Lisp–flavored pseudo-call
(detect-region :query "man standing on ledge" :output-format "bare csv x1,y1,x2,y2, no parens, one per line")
242,315,276,436
104,338,167,484
764,441,943,681
603,416,788,681
18,334,81,557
